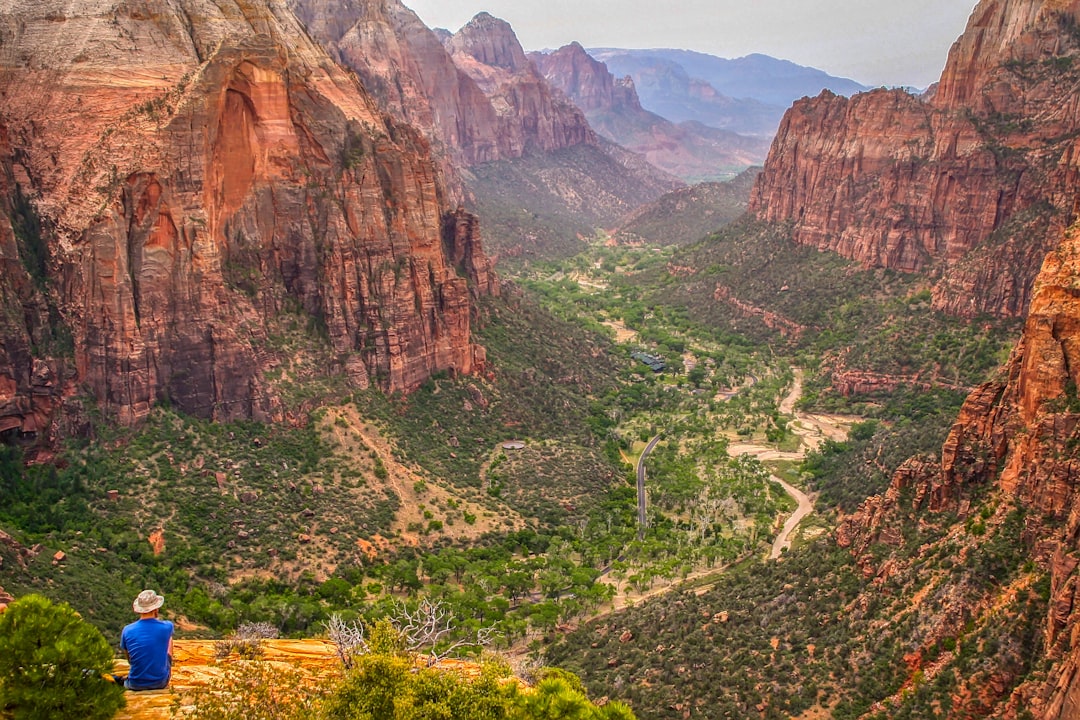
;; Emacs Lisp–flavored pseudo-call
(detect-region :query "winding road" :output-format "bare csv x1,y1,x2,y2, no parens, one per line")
636,434,663,540
767,477,813,559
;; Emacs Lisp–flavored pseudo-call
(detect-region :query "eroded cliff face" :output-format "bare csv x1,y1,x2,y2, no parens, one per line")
286,0,502,172
0,122,72,444
287,0,594,170
531,42,642,115
444,13,596,158
0,0,493,433
750,0,1080,318
838,223,1080,717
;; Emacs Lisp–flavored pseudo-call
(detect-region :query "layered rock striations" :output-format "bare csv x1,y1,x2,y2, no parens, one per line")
287,1,594,168
531,42,643,116
0,122,70,442
0,0,494,433
750,0,1080,318
533,43,771,182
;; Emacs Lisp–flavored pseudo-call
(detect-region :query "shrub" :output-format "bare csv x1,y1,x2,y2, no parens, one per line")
319,652,633,720
214,621,280,659
178,659,325,720
0,594,125,720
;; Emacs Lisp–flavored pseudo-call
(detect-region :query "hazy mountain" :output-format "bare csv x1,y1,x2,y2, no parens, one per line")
589,48,869,136
532,43,771,182
608,49,868,106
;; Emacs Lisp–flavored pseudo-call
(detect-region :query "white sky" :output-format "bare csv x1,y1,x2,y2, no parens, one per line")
402,0,977,88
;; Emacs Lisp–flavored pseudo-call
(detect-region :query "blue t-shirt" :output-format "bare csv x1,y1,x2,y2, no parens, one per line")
120,618,174,689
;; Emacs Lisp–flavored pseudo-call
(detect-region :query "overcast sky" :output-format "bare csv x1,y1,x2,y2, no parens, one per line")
402,0,977,88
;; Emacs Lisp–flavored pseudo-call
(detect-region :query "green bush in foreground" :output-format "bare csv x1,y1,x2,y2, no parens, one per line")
320,652,636,720
183,649,634,720
0,594,125,720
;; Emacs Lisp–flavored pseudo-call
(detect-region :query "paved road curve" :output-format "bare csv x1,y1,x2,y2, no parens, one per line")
637,434,663,540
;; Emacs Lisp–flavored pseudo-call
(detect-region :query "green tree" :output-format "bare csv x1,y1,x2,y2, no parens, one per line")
0,594,125,720
315,653,410,720
514,673,635,719
319,652,630,720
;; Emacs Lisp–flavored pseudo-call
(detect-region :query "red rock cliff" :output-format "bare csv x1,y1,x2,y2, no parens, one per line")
837,223,1080,718
287,1,595,169
444,13,596,158
0,0,493,432
0,122,72,444
531,42,643,115
750,0,1080,318
285,0,503,170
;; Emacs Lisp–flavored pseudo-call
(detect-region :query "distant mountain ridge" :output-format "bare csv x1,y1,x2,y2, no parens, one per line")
610,49,869,105
532,43,771,182
589,48,869,136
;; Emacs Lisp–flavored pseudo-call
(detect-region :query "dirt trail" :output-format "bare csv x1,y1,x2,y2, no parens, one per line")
729,369,855,559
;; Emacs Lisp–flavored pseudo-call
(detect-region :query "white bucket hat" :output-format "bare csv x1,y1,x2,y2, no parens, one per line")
132,589,165,614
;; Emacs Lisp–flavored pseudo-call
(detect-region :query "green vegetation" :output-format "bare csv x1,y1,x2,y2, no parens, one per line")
321,653,633,720
181,660,326,720
0,195,1035,720
614,169,759,246
549,497,1046,720
183,650,632,720
0,594,125,720
666,219,1018,395
10,185,47,290
802,399,959,513
549,542,868,719
467,144,675,264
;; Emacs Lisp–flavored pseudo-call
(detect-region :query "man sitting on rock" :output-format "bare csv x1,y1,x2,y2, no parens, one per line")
117,590,174,691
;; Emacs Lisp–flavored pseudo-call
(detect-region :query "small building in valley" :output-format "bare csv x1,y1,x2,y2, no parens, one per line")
631,351,666,372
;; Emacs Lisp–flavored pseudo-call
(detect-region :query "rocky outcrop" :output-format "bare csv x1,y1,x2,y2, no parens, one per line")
445,12,530,74
0,0,492,430
531,43,643,115
712,285,806,339
445,13,595,158
533,43,771,181
285,0,502,172
443,207,499,301
750,0,1080,318
114,639,494,720
837,223,1080,718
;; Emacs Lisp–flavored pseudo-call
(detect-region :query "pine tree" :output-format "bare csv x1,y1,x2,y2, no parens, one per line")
0,594,125,720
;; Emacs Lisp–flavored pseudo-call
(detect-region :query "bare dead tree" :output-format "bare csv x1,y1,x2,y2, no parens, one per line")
325,614,368,669
392,598,498,667
213,621,280,659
